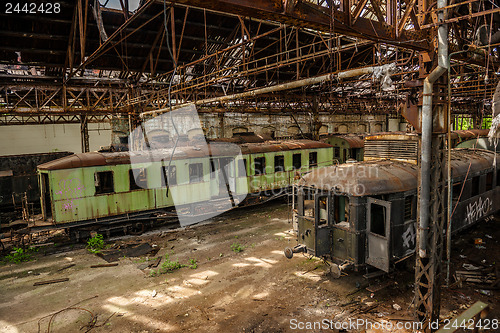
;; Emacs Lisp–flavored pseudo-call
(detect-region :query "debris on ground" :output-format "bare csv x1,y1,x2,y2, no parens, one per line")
33,278,69,286
98,242,157,262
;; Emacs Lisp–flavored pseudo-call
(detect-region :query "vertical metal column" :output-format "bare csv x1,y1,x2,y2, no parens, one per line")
414,0,448,329
415,131,447,330
80,114,89,153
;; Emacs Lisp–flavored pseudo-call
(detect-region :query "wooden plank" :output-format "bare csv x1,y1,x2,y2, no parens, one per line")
33,278,69,286
57,263,76,272
436,301,489,333
90,263,118,268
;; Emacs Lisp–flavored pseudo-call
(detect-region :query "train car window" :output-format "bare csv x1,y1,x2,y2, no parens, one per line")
189,163,204,183
304,199,315,218
309,152,318,167
254,157,266,175
404,195,415,221
471,176,480,196
292,153,302,169
370,203,386,237
95,171,114,194
333,147,340,158
274,155,285,172
161,166,177,186
318,196,328,225
238,159,247,177
129,168,147,190
333,195,349,224
452,182,463,202
486,172,493,191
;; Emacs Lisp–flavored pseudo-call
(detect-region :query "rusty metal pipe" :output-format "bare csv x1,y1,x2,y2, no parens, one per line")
141,65,384,117
419,0,448,258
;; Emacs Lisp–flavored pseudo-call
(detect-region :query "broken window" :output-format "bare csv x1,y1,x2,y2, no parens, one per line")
129,168,147,190
292,153,302,169
238,159,247,177
317,196,328,225
370,203,386,237
161,165,177,187
304,199,315,218
333,195,349,224
189,163,204,183
95,171,114,194
274,155,285,172
254,157,266,175
486,171,493,191
471,175,480,197
309,152,318,167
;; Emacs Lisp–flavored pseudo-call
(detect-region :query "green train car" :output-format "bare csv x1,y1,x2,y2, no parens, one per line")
34,140,332,235
320,134,364,163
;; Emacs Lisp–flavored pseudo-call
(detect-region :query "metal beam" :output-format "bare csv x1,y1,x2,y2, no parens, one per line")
161,0,429,51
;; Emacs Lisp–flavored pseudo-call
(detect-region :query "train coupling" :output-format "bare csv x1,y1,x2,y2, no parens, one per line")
284,245,306,259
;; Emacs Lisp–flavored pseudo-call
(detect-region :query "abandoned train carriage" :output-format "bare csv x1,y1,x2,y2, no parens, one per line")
34,140,332,233
320,134,365,163
288,148,500,273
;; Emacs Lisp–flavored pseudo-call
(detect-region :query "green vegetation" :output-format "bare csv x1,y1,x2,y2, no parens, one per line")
188,259,198,269
231,242,244,253
4,247,37,263
482,116,492,129
86,234,105,254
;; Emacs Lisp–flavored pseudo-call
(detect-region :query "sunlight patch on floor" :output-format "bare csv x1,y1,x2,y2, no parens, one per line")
0,321,18,333
102,304,177,332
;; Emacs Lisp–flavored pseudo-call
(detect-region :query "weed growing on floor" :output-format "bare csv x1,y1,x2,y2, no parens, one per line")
86,234,105,254
189,259,197,269
231,242,244,253
4,247,37,263
156,254,184,274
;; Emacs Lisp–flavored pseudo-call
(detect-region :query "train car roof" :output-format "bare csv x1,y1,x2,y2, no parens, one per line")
321,134,364,148
299,149,498,196
38,139,331,170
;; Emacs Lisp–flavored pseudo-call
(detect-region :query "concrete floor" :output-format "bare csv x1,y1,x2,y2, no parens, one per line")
0,202,498,332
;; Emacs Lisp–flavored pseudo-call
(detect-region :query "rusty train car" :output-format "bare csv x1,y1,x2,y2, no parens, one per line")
11,139,332,240
286,133,500,273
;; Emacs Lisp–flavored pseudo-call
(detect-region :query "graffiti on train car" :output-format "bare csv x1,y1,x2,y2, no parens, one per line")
464,196,493,225
402,224,416,249
55,178,85,211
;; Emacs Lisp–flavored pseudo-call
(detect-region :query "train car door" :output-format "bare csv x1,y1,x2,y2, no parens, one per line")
366,198,391,272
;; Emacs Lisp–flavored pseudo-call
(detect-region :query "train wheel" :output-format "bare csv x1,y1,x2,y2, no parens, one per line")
329,264,341,279
284,247,294,259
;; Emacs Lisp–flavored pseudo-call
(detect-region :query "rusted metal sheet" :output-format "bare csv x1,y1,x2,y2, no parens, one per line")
299,160,419,196
365,132,420,141
39,140,332,170
38,152,107,170
299,149,498,196
450,148,498,178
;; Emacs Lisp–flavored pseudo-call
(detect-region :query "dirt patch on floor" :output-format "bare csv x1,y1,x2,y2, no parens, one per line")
0,202,498,332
